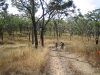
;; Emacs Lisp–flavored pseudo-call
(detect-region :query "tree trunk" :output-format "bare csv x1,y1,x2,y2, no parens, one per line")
40,0,44,47
31,20,38,48
13,31,14,38
70,34,72,40
32,26,34,44
49,28,52,36
31,16,38,48
1,34,3,42
40,29,44,47
54,27,55,38
31,0,38,48
34,23,38,48
55,22,59,41
29,31,30,41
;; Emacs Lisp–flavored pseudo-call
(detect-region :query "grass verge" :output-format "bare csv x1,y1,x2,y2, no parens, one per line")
63,36,100,67
0,45,49,75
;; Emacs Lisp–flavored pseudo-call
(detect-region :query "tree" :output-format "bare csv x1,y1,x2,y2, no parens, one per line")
66,17,76,40
0,15,4,41
6,14,15,37
47,0,75,41
38,0,56,46
0,0,9,41
11,0,76,47
12,0,39,48
85,9,100,39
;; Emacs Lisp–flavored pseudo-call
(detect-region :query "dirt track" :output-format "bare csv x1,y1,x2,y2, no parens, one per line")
43,47,100,75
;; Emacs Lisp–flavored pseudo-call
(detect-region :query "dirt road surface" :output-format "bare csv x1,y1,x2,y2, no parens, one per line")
43,47,100,75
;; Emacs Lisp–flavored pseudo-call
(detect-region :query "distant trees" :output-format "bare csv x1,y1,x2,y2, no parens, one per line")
0,0,9,41
66,17,76,40
85,9,100,39
0,11,31,41
48,0,76,41
65,9,100,40
12,0,39,48
11,0,76,48
1,0,100,48
0,13,4,41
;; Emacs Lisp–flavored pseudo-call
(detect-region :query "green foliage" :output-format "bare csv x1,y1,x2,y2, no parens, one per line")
95,22,100,28
0,12,31,37
48,0,73,10
85,9,100,37
11,0,39,16
0,0,5,6
0,0,9,13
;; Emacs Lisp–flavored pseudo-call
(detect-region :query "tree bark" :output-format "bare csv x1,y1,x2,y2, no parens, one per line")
55,22,59,41
29,31,30,41
40,29,44,47
1,33,3,42
31,16,38,48
32,26,34,44
40,0,44,47
31,0,38,48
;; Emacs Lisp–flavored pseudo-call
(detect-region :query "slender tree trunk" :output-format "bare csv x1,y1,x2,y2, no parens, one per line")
68,30,73,40
27,27,31,42
32,26,34,44
29,31,30,41
1,34,3,42
54,27,55,38
13,31,14,38
31,16,38,48
55,22,59,41
31,0,38,48
87,35,89,41
70,34,72,40
81,34,83,40
40,29,44,47
0,32,3,42
33,23,38,48
49,28,52,36
40,0,45,47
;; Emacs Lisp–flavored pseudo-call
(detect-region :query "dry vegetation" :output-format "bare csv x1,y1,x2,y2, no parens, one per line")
68,60,82,75
0,42,49,75
0,34,100,75
61,35,100,67
44,35,100,68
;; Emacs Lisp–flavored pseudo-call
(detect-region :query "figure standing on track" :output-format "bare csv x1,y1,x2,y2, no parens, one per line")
61,42,64,49
96,38,98,45
95,37,99,56
55,42,58,48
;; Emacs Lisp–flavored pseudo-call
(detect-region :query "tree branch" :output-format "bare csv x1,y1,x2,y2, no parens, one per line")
19,0,32,15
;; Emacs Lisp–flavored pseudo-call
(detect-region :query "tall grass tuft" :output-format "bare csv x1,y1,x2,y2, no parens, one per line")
0,46,49,75
63,36,100,67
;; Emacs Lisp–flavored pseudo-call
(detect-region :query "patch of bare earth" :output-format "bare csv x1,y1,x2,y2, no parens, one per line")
42,47,100,75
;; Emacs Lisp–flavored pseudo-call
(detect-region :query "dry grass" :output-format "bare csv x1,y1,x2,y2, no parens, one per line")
61,35,100,67
0,45,49,75
47,34,100,68
68,60,82,75
0,33,30,45
0,34,100,75
44,34,100,67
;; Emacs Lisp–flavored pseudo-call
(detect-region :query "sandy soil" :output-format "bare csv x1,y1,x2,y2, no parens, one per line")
43,47,100,75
